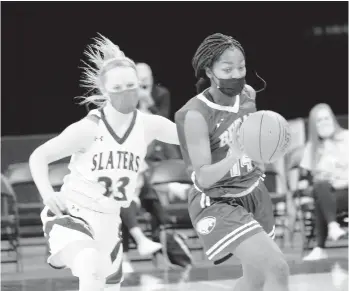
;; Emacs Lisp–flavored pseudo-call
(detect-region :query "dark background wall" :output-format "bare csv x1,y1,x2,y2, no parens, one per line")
2,2,348,136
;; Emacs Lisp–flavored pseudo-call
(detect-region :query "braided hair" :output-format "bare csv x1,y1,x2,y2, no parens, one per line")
192,33,245,93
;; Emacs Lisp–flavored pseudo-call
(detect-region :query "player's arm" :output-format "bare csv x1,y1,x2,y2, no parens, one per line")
182,110,241,189
144,114,179,145
29,116,98,201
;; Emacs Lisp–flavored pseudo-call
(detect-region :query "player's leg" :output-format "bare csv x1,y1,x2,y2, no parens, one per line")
233,262,265,291
42,207,110,291
188,190,268,290
239,182,289,291
92,211,124,291
64,246,108,291
104,240,123,291
233,232,289,291
189,188,289,291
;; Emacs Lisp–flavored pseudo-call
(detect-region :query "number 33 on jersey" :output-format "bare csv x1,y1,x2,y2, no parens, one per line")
62,109,147,211
98,176,130,202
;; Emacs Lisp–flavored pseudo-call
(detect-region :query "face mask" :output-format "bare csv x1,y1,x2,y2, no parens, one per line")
315,109,336,139
216,76,246,97
108,89,139,114
317,121,335,139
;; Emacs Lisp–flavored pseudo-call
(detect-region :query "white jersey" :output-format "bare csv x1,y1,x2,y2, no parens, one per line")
61,109,147,213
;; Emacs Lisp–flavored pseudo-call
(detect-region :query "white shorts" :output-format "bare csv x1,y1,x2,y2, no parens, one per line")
41,199,123,284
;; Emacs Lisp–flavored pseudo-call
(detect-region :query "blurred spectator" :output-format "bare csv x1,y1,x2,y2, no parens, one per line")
300,103,348,261
136,63,171,118
120,201,162,273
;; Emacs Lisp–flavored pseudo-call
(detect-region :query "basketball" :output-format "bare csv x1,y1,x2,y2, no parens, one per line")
239,111,291,164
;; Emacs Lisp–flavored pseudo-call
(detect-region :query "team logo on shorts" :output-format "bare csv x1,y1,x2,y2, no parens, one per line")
196,216,216,235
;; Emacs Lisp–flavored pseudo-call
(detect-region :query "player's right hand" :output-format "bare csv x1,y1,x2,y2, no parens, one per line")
43,192,67,217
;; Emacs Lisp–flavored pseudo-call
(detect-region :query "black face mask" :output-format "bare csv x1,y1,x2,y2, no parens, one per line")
216,76,246,97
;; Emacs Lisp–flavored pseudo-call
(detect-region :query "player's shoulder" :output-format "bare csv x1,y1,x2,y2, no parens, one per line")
85,109,102,122
175,92,210,121
136,110,169,129
136,110,156,123
57,111,100,149
75,109,101,134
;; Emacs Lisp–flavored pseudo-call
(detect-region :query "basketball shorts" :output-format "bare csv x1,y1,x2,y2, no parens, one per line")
41,198,123,284
188,181,275,262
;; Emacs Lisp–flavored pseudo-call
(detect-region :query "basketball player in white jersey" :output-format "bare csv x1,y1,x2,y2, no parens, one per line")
29,34,179,291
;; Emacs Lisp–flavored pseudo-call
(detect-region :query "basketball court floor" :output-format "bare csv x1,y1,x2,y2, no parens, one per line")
1,236,348,291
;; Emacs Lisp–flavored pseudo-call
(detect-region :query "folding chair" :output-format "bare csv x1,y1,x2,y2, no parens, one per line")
6,163,46,240
284,145,313,253
149,159,194,232
147,159,203,266
285,146,348,253
5,162,70,257
1,174,22,272
264,163,292,249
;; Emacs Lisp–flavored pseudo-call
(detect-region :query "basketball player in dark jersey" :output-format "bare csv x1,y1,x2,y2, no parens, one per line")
175,33,290,291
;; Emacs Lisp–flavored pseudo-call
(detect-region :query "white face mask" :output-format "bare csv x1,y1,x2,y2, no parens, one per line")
103,67,140,114
315,108,335,138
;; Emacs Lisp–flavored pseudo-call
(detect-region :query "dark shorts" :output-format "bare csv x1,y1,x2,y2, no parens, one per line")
188,181,275,262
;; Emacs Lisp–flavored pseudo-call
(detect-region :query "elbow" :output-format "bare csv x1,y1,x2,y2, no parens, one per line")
29,148,41,162
197,180,212,190
29,148,48,170
195,171,212,189
29,150,37,166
